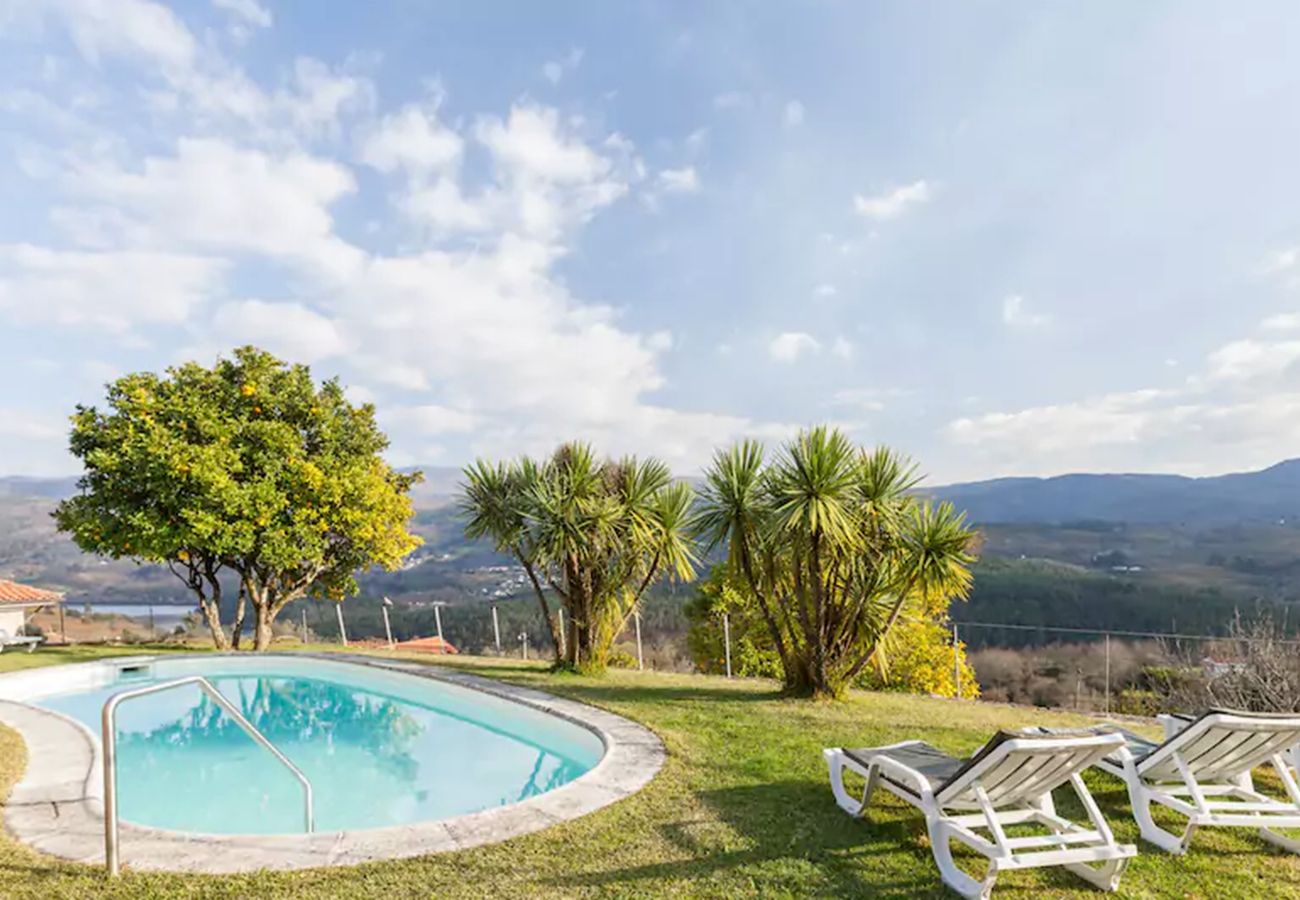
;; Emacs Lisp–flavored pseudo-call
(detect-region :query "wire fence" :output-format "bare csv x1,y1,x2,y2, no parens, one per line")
38,600,1300,717
954,618,1300,715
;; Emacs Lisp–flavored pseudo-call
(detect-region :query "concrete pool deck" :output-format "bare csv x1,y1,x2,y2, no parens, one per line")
0,653,665,873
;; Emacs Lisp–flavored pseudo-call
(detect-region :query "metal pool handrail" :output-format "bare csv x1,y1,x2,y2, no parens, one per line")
101,674,315,876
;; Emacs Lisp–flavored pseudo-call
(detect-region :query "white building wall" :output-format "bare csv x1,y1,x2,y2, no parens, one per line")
0,608,26,637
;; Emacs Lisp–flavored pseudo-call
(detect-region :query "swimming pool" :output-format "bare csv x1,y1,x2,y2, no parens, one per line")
23,655,605,836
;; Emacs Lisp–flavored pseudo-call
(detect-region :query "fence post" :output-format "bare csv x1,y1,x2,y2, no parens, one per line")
381,597,394,649
521,632,528,660
335,603,348,646
635,611,644,670
302,608,308,643
1104,632,1111,716
492,605,501,652
558,608,566,657
953,623,961,699
723,613,732,678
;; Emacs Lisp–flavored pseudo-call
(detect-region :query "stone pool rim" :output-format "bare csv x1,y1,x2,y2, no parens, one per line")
0,652,665,873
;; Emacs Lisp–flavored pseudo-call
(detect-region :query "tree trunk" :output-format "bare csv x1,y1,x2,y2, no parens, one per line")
199,598,230,651
515,549,564,665
199,567,230,650
230,584,248,650
253,606,275,651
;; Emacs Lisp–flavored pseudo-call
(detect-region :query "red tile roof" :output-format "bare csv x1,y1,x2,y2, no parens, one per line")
0,580,63,605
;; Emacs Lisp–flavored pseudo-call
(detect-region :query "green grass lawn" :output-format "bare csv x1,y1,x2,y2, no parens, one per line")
0,645,1298,898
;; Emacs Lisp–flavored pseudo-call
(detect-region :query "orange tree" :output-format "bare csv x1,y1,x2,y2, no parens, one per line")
55,347,421,650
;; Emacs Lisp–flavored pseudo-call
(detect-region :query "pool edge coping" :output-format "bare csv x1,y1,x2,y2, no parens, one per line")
0,652,665,873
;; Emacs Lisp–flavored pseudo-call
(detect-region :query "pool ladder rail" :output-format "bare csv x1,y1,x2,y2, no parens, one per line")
101,674,315,876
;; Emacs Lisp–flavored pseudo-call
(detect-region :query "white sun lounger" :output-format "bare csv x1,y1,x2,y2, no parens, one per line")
1080,709,1300,854
824,729,1136,899
1158,710,1300,773
0,628,41,654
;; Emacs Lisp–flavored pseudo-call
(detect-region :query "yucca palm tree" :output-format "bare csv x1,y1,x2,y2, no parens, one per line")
461,442,696,672
695,426,976,698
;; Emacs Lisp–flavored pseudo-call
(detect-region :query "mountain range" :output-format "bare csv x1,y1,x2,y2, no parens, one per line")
929,459,1300,525
9,458,1300,525
6,458,1300,636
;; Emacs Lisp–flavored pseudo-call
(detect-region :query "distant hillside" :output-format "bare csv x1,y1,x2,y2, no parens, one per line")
0,476,79,499
8,458,1300,641
931,459,1300,525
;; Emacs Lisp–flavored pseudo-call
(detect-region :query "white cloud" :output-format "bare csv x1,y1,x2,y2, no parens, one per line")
828,387,909,412
0,244,225,333
385,404,480,435
656,166,699,194
1264,247,1300,275
29,0,371,141
947,389,1174,454
52,0,197,71
814,283,837,298
853,180,931,220
0,19,794,476
360,103,464,178
279,57,373,139
210,299,348,363
0,408,65,441
213,0,272,28
471,104,629,241
541,48,583,85
943,324,1300,477
1204,338,1300,383
831,336,854,360
63,137,362,276
400,178,494,234
1262,312,1300,331
477,105,610,184
782,100,804,128
1001,294,1051,328
768,332,821,363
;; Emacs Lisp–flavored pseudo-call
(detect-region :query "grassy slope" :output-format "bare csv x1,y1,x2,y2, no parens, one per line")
0,646,1297,898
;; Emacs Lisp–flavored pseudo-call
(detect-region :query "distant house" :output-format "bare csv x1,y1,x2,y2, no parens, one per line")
0,579,63,639
1201,656,1247,679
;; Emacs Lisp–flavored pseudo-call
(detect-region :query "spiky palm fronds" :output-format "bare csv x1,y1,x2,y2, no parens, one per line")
695,427,977,698
460,443,696,671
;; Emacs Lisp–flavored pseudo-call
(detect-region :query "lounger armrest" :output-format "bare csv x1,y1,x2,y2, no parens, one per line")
868,752,937,800
1157,713,1193,740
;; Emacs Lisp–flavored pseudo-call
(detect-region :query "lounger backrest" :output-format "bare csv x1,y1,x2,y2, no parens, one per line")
935,729,1124,807
1138,710,1300,781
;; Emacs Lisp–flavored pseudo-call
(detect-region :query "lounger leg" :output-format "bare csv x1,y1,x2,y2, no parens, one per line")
927,819,997,900
824,751,868,817
1129,785,1194,854
1063,856,1130,893
1259,828,1300,854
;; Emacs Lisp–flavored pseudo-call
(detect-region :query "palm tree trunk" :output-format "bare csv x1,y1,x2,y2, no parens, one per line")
515,548,563,664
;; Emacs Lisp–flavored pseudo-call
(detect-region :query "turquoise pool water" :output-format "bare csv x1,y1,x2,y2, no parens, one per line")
36,660,603,835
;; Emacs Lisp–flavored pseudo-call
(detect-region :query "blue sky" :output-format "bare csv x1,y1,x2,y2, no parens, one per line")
4,1,1300,483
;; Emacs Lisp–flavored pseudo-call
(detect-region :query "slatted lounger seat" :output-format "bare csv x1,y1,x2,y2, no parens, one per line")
1070,709,1300,855
824,729,1136,899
